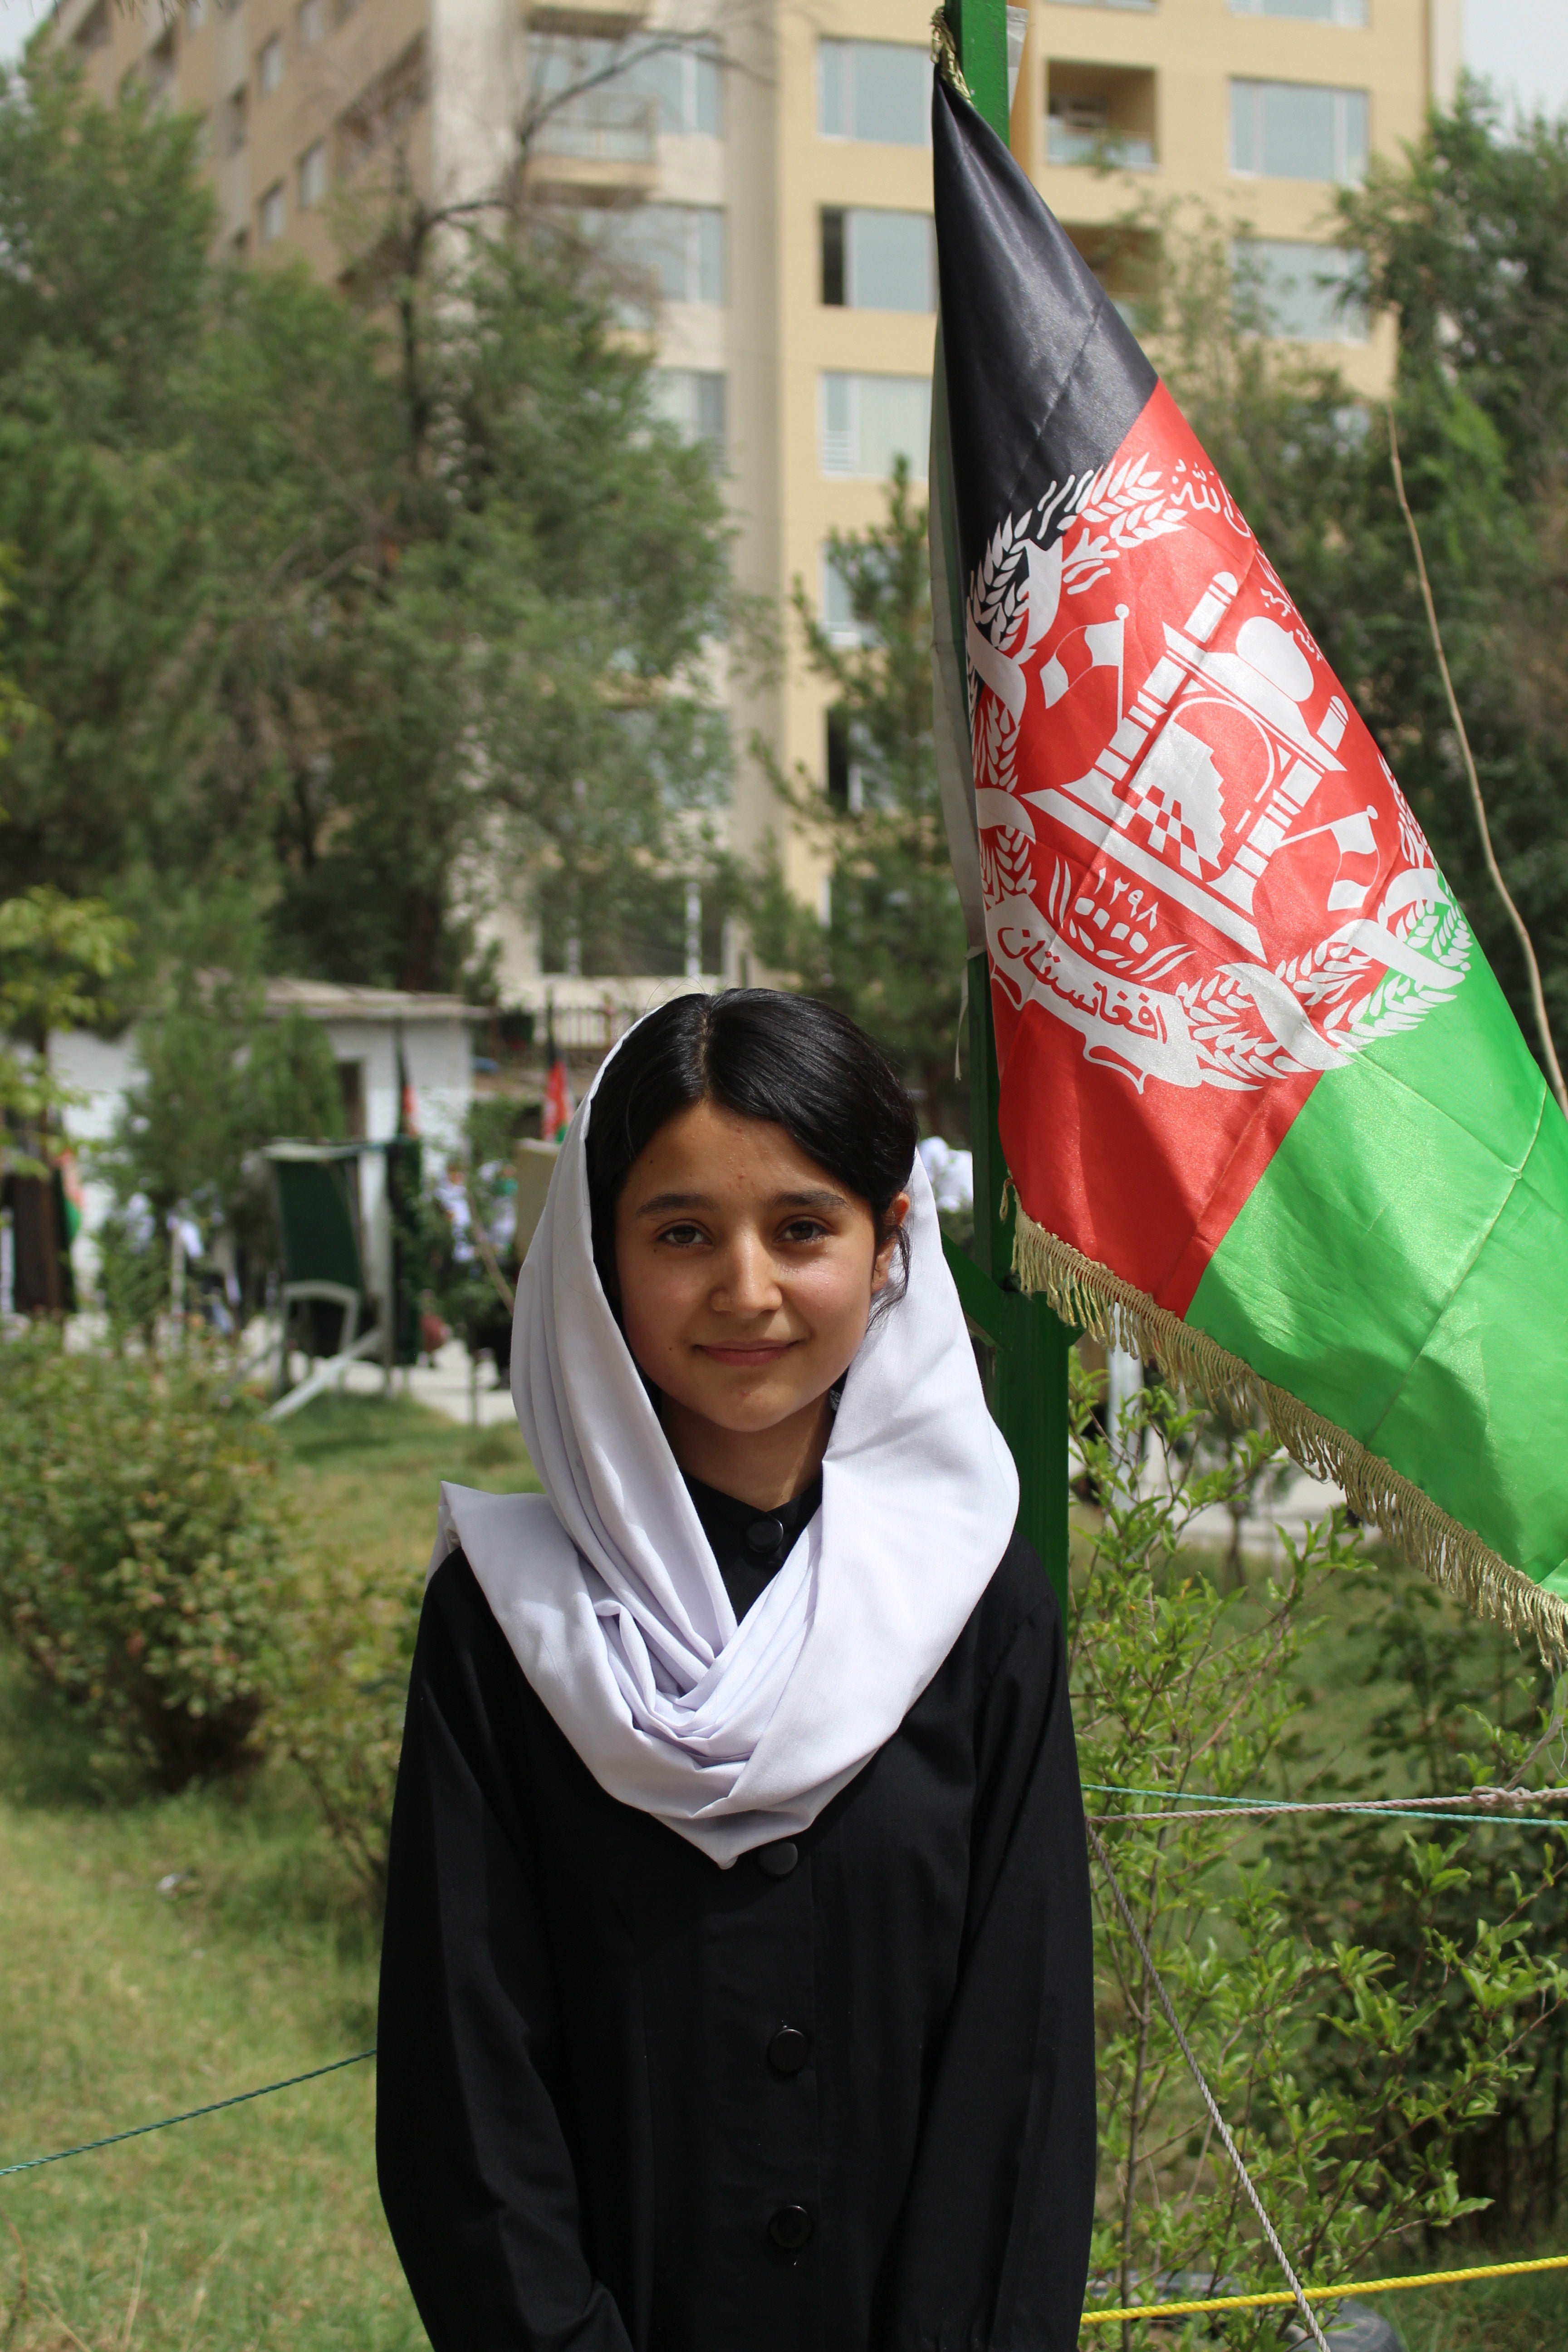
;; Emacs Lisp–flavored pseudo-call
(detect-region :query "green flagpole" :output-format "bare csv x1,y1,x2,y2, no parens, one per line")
935,0,1075,1620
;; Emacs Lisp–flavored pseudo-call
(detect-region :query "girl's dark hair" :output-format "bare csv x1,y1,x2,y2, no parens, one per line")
585,990,919,1299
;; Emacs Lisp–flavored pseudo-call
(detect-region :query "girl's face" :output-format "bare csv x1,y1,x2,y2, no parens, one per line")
613,1098,908,1460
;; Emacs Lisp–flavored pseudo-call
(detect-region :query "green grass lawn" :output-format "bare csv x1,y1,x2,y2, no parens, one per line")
0,1396,537,2352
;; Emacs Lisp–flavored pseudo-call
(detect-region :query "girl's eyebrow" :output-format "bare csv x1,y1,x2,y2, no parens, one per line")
634,1188,848,1218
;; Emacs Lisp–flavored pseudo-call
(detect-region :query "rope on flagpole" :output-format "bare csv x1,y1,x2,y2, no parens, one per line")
1085,1819,1334,2352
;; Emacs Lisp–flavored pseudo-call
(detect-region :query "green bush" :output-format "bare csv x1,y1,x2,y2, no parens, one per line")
1072,1362,1568,2337
0,1328,293,1787
269,1550,421,1904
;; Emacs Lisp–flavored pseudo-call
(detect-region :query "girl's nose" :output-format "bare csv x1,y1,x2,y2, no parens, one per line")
713,1229,784,1315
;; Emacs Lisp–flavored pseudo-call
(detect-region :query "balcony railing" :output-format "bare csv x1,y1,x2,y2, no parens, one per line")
532,92,657,166
1047,122,1156,170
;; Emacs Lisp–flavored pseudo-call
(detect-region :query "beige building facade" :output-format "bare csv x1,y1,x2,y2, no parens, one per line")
52,0,1460,980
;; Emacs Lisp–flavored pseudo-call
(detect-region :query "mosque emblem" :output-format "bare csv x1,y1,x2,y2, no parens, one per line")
965,452,1470,1093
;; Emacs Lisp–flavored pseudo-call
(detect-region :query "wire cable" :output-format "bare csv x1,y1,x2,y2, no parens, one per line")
0,2050,376,2180
1086,1819,1333,2352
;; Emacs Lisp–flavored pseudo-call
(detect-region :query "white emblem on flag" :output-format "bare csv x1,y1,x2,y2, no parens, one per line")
966,466,1471,1093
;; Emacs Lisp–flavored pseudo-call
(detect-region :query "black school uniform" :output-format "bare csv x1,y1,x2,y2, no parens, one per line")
376,1476,1096,2352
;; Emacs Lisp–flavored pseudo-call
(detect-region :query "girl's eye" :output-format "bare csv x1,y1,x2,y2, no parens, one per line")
781,1219,829,1245
658,1222,706,1248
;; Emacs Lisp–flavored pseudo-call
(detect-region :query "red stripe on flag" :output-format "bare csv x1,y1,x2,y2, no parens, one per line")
975,382,1438,1313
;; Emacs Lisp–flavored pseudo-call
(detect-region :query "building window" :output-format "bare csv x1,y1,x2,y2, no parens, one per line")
1234,238,1367,341
259,34,284,93
1231,0,1366,21
600,205,724,306
528,35,720,157
825,708,870,813
821,374,931,480
220,84,248,156
822,554,877,651
260,182,286,242
529,37,657,164
298,139,328,206
820,209,935,313
632,40,723,137
1047,64,1157,168
652,369,726,451
1231,80,1368,182
818,39,929,145
298,0,324,44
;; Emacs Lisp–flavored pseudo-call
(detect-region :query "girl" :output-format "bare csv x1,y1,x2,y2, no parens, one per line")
377,990,1095,2352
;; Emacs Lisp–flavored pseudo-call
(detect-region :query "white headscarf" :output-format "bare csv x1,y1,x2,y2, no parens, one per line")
431,1034,1019,1867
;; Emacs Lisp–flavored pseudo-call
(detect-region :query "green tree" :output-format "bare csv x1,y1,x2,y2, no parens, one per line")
1331,84,1568,1060
1121,98,1568,1074
0,53,737,996
746,458,970,1135
254,227,735,990
102,918,345,1313
0,54,220,940
0,885,133,1175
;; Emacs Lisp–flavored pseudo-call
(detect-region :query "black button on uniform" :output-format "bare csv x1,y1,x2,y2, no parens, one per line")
756,1840,799,1878
767,2025,811,2076
745,1515,786,1561
769,2204,813,2251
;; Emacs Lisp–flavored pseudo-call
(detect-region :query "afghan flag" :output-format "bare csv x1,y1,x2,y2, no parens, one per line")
930,74,1568,1656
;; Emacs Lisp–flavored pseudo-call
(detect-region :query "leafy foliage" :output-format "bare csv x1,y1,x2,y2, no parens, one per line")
0,884,133,1174
98,909,345,1311
745,458,969,1136
0,53,735,995
0,1328,294,1787
1278,1568,1568,2247
268,1548,422,1904
1071,1363,1568,2339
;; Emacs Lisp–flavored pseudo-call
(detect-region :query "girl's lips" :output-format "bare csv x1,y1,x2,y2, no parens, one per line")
698,1342,796,1367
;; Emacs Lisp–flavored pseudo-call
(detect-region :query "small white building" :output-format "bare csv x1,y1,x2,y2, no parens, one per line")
44,981,480,1306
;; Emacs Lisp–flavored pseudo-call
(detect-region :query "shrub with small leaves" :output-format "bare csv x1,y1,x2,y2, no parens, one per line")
268,1549,422,1904
0,1328,292,1786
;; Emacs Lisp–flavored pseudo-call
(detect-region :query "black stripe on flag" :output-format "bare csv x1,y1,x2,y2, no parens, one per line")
932,74,1157,590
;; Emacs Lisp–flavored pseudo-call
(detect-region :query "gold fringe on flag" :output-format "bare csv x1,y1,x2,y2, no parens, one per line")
1011,1203,1568,1670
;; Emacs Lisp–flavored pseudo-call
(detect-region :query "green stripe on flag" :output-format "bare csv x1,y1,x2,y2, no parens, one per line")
1189,953,1568,1599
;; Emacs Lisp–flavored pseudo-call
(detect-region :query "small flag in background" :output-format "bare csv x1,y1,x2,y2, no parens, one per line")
930,72,1568,1654
396,1044,419,1138
542,1009,573,1145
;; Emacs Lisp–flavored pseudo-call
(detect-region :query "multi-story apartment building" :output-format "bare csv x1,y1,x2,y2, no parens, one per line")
50,0,1460,981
